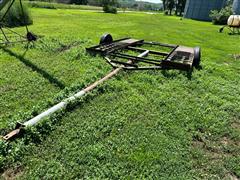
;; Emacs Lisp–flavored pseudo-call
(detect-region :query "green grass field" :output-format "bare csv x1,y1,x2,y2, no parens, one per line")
0,8,240,179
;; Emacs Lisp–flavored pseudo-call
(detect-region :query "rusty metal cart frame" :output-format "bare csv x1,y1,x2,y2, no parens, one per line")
3,34,201,141
86,34,201,71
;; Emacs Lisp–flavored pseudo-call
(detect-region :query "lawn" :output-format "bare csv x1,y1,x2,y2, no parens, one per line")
0,8,240,179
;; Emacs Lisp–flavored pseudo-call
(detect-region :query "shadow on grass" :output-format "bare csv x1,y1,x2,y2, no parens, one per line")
161,69,193,80
161,65,203,80
1,46,65,90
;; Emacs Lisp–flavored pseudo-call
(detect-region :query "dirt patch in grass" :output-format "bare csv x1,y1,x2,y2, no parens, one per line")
224,172,239,180
0,85,17,94
192,138,232,158
191,126,240,179
231,120,240,131
232,54,240,61
55,41,82,53
1,166,23,180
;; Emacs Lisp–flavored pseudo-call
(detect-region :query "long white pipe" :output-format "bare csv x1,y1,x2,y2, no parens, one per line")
3,50,149,140
24,91,85,126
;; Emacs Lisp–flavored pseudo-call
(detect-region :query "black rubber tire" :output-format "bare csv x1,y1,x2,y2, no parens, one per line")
99,34,113,45
193,46,201,67
27,32,37,42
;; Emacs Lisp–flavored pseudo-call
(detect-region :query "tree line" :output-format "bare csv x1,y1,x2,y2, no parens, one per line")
57,0,162,11
162,0,186,16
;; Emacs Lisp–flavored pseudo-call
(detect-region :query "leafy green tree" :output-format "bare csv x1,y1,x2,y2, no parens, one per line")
166,0,174,15
102,0,118,13
175,0,186,16
210,3,233,25
88,0,102,6
162,0,166,10
164,0,186,16
70,0,88,5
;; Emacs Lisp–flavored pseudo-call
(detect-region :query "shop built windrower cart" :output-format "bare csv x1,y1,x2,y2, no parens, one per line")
86,34,201,71
3,34,201,141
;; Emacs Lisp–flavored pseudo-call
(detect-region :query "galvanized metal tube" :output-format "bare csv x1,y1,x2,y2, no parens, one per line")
23,102,67,126
24,91,87,127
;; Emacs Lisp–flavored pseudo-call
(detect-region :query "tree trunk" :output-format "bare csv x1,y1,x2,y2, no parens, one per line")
163,0,166,10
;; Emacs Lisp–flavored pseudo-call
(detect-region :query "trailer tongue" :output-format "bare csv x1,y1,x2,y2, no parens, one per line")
3,34,201,141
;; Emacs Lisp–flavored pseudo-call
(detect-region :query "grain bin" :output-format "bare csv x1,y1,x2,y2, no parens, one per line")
228,15,240,27
233,0,240,14
184,0,226,21
219,15,240,34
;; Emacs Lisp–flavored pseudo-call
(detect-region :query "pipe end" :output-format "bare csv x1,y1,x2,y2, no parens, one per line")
2,122,24,141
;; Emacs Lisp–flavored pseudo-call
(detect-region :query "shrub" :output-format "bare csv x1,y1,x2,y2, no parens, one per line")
0,2,33,28
102,0,118,14
210,5,232,25
29,2,56,9
103,5,117,13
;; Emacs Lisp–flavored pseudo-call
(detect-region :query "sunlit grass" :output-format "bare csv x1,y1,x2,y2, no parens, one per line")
0,8,240,179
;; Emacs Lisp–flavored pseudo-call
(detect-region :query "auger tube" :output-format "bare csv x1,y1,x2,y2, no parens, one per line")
3,50,149,141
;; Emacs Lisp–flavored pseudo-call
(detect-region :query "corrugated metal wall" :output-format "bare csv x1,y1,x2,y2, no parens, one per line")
233,0,240,14
184,0,226,21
